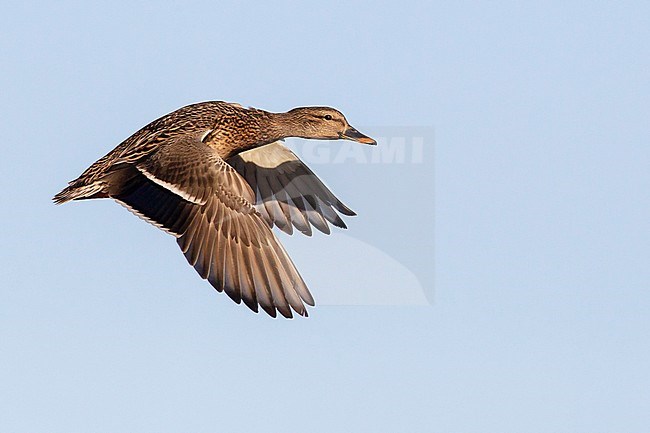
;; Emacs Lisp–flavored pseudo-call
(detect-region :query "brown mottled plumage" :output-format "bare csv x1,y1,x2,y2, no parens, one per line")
53,101,375,318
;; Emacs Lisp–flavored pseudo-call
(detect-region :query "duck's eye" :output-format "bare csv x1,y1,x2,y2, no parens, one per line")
324,114,333,120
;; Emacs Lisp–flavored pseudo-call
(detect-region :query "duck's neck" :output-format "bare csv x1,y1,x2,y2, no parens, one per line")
264,111,308,140
210,109,310,158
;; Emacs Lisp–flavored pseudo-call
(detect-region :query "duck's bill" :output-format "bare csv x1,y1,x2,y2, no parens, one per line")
342,126,377,145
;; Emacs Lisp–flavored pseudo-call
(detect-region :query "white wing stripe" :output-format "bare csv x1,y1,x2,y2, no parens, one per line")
137,166,207,205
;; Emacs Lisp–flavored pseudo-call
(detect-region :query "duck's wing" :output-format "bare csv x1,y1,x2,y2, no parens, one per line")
227,141,356,236
112,135,314,318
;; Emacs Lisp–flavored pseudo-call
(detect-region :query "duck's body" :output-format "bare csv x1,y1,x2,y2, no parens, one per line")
54,101,375,318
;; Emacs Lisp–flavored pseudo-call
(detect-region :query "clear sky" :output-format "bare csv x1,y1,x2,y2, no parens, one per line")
2,1,649,432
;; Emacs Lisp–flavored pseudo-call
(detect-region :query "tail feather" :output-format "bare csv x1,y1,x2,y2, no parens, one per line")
54,165,138,205
53,182,105,204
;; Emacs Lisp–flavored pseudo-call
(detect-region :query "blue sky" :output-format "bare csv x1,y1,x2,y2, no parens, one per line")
2,1,649,432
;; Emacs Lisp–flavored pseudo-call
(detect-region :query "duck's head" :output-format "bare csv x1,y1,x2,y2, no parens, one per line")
285,107,376,145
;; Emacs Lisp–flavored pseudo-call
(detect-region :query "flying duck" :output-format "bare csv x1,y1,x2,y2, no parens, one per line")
53,101,375,318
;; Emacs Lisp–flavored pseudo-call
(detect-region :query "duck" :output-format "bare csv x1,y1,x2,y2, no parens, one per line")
53,101,376,318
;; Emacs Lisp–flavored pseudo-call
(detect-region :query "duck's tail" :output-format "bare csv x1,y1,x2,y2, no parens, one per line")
53,181,106,204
